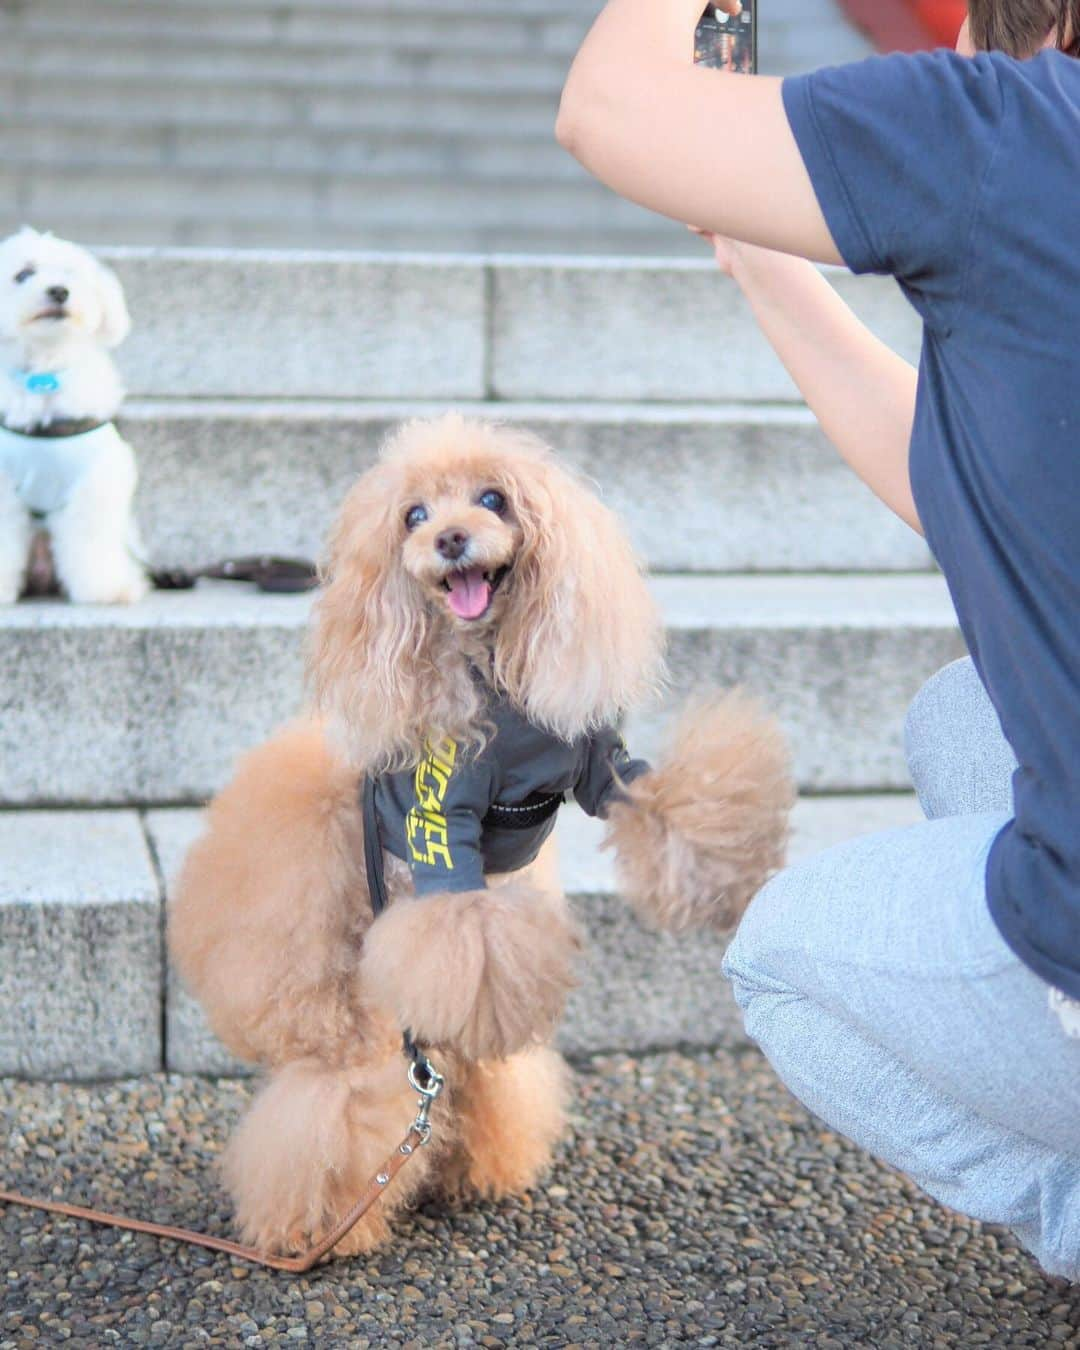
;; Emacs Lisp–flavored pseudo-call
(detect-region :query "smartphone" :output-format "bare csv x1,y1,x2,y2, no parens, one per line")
694,1,758,74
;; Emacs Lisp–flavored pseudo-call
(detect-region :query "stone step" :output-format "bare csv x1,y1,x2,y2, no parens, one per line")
0,73,563,136
0,577,963,808
0,36,573,92
0,812,162,1080
3,165,654,236
0,794,924,1078
16,0,594,20
122,400,931,575
43,250,920,404
0,119,577,179
0,214,691,256
3,3,589,53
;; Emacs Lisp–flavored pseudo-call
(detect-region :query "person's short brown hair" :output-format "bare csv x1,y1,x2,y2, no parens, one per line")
966,0,1080,57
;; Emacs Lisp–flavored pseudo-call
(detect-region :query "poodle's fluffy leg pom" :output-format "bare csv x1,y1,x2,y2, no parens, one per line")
168,722,369,1066
358,885,583,1062
605,689,795,934
225,1052,445,1258
441,1046,570,1200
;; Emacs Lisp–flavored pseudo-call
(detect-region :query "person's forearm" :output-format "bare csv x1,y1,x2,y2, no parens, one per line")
732,249,922,532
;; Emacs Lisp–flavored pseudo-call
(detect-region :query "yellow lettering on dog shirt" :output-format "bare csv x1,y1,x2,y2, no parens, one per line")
406,737,459,869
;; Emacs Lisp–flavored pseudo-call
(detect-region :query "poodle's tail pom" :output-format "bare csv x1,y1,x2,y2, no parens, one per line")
359,884,583,1062
604,689,795,934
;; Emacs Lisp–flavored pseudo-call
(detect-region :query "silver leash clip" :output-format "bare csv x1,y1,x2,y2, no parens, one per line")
407,1055,445,1146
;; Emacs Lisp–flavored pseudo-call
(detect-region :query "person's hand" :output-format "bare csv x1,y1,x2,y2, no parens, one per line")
713,0,743,14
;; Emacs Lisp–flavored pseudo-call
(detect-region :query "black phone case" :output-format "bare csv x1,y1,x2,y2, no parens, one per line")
694,1,758,73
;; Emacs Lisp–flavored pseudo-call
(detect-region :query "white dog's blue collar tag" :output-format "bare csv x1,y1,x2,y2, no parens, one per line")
10,369,63,395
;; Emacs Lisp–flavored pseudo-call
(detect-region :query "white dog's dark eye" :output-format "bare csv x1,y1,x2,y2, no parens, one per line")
404,504,428,531
14,266,35,284
477,489,506,514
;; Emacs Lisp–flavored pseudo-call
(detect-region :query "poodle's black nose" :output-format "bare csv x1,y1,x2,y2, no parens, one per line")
435,528,470,561
47,285,69,304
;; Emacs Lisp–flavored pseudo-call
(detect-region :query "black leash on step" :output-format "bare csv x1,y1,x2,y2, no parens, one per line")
151,555,319,595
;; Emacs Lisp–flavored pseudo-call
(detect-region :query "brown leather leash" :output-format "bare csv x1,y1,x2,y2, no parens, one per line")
0,1053,444,1273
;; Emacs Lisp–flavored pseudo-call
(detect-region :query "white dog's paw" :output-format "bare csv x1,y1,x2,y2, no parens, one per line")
66,564,149,606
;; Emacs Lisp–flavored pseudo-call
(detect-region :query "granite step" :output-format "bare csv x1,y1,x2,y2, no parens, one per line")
21,250,919,405
0,214,698,258
120,399,931,575
3,3,589,52
0,794,925,1079
0,75,563,136
0,576,963,808
3,165,656,239
0,38,574,91
0,120,577,180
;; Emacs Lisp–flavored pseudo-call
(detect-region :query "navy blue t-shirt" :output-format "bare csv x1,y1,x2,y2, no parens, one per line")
783,50,1080,997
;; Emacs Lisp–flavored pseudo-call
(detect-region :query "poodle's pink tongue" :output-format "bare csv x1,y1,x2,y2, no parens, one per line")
446,567,491,619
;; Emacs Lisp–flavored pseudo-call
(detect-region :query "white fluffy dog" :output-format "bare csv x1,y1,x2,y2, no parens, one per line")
0,227,148,604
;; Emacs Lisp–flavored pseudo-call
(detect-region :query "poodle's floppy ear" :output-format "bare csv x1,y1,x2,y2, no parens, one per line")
310,462,422,770
494,445,664,740
310,459,478,772
91,256,131,348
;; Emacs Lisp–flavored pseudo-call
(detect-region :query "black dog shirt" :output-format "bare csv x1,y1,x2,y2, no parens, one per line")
369,691,650,896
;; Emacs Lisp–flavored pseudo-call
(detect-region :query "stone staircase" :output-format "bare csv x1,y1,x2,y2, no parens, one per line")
0,251,962,1079
0,0,873,252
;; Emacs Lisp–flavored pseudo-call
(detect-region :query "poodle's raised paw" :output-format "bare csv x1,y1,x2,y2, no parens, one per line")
605,688,795,934
358,885,583,1062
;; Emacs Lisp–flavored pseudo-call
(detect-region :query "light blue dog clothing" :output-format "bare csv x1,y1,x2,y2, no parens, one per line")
0,421,126,516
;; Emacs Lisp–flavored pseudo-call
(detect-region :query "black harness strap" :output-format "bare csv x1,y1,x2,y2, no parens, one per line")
362,775,390,920
362,775,426,1070
3,418,109,438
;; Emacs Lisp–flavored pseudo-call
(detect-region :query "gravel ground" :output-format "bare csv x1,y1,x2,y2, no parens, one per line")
1,1048,1077,1349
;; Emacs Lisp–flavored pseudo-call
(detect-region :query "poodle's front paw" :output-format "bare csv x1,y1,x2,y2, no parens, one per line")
359,887,582,1061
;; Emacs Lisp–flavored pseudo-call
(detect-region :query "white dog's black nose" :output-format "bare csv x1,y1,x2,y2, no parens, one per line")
436,528,469,561
46,285,69,304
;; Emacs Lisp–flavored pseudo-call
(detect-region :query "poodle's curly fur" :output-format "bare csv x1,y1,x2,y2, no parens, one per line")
169,413,793,1259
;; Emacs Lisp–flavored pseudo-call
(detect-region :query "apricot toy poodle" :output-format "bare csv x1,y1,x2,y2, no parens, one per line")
170,414,793,1258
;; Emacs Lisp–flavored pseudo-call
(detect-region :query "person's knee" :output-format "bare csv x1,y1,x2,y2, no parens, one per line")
905,657,1015,818
722,866,804,1016
904,658,971,802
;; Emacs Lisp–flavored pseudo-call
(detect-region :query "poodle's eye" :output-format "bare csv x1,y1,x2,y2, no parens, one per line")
404,504,428,531
477,489,506,515
13,266,35,285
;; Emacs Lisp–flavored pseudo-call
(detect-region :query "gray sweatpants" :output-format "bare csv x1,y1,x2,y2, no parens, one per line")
723,658,1080,1280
